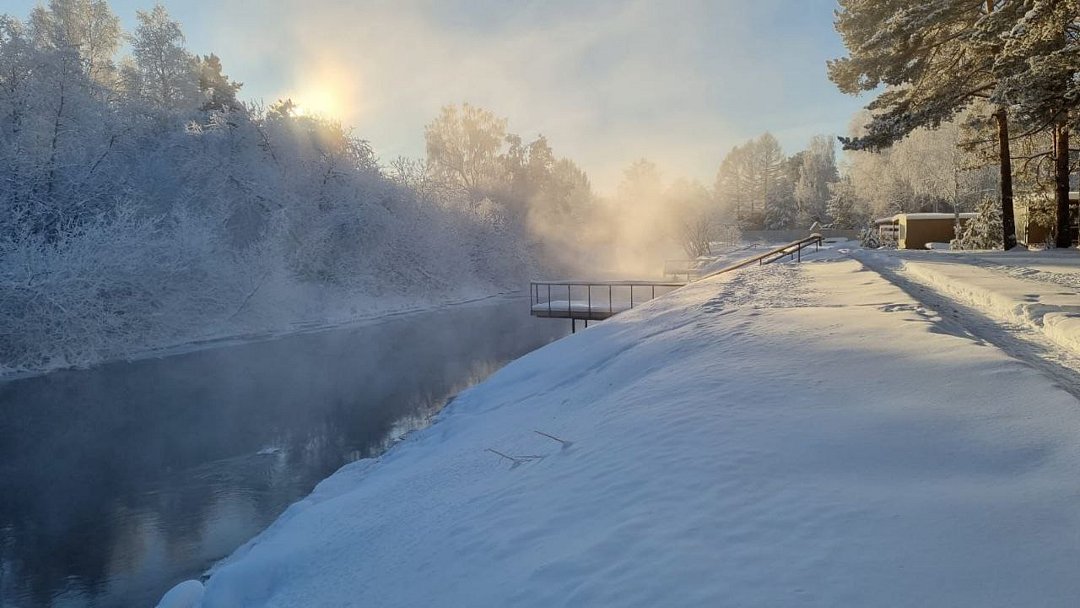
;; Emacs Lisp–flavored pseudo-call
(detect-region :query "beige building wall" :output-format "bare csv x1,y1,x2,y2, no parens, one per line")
898,217,968,250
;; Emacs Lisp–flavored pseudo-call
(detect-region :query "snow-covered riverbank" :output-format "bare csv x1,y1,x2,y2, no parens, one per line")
163,247,1080,607
0,289,520,382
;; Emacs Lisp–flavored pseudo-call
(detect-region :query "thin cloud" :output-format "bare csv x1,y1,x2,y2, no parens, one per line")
194,0,861,192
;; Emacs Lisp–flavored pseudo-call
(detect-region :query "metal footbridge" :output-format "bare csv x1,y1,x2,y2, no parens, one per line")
530,234,823,332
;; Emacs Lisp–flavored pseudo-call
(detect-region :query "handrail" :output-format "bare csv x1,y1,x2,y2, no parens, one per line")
529,279,686,287
698,234,823,280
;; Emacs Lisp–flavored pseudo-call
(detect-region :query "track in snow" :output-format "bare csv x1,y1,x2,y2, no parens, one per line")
852,250,1080,403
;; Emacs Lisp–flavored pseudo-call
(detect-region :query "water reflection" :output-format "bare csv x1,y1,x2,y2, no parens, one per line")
0,298,566,607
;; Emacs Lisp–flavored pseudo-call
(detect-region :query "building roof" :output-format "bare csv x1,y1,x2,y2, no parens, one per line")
874,212,977,225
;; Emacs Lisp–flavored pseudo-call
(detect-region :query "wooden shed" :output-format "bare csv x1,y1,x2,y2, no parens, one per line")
874,213,976,249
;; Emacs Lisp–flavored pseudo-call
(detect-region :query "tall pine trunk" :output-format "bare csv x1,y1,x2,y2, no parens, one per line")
996,110,1018,250
986,0,1017,250
1054,120,1071,248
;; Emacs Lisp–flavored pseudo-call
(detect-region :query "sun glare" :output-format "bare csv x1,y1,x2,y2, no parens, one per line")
285,60,357,122
295,87,343,119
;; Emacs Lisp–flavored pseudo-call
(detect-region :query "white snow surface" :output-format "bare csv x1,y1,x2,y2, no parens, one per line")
861,248,1080,357
175,250,1080,607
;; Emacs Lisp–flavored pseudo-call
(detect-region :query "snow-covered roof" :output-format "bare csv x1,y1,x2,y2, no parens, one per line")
875,212,976,224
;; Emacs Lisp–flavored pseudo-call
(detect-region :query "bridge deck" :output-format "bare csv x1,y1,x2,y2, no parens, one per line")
531,301,627,320
529,281,685,325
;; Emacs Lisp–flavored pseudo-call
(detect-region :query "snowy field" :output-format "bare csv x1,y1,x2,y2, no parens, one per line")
162,244,1080,607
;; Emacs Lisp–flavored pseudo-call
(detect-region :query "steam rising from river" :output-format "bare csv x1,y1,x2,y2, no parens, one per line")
198,0,859,278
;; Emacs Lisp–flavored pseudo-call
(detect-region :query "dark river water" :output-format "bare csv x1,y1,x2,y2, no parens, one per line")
0,297,567,608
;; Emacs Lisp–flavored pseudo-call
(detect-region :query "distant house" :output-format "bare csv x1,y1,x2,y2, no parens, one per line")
874,213,976,249
1014,191,1079,246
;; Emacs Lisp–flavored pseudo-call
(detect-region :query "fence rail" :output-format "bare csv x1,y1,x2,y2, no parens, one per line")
698,234,823,280
530,234,823,331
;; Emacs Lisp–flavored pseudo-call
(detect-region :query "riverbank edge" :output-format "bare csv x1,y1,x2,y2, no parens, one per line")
0,289,523,383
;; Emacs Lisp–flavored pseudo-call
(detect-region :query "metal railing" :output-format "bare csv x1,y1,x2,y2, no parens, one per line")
698,234,823,280
663,259,696,282
529,280,686,322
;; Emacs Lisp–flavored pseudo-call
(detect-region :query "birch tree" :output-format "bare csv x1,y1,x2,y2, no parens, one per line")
128,4,200,111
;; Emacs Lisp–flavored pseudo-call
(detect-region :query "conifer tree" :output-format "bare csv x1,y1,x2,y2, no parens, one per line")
992,0,1079,246
829,0,1019,249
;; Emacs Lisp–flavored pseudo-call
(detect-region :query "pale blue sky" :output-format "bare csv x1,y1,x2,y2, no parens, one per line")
7,0,868,192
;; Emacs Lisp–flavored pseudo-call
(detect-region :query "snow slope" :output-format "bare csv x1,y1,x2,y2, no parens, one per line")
165,250,1080,607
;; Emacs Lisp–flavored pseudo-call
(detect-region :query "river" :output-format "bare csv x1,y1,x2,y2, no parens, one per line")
0,296,567,607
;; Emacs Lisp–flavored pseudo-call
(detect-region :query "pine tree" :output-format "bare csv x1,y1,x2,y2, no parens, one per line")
196,53,242,112
992,0,1080,247
829,0,1018,249
953,195,1004,249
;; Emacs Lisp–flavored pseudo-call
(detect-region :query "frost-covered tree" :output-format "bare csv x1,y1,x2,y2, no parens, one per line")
28,0,121,88
793,135,839,226
825,175,868,229
714,133,793,229
0,5,588,373
842,111,997,221
714,142,753,222
665,178,716,259
752,133,788,226
992,0,1080,247
953,196,1004,249
424,103,508,199
196,53,242,112
127,4,200,111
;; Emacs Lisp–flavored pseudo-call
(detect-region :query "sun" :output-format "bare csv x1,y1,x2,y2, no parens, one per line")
295,86,344,119
285,60,357,121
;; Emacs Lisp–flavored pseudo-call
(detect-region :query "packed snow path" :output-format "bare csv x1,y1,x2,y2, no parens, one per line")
169,253,1080,608
855,249,1080,401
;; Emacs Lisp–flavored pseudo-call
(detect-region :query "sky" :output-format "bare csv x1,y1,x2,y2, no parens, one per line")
8,0,868,194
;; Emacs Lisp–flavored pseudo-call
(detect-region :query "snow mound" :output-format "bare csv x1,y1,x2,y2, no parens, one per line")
156,580,204,608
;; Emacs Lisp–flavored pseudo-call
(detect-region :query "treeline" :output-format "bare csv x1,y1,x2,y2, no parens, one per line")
0,1,588,372
713,133,840,230
831,0,1080,248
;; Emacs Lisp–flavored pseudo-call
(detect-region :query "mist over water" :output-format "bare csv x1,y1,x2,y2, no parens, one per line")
0,297,567,608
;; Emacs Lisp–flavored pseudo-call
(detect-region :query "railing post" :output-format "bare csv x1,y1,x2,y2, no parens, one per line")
630,285,634,308
548,284,552,315
568,284,572,316
588,285,592,317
